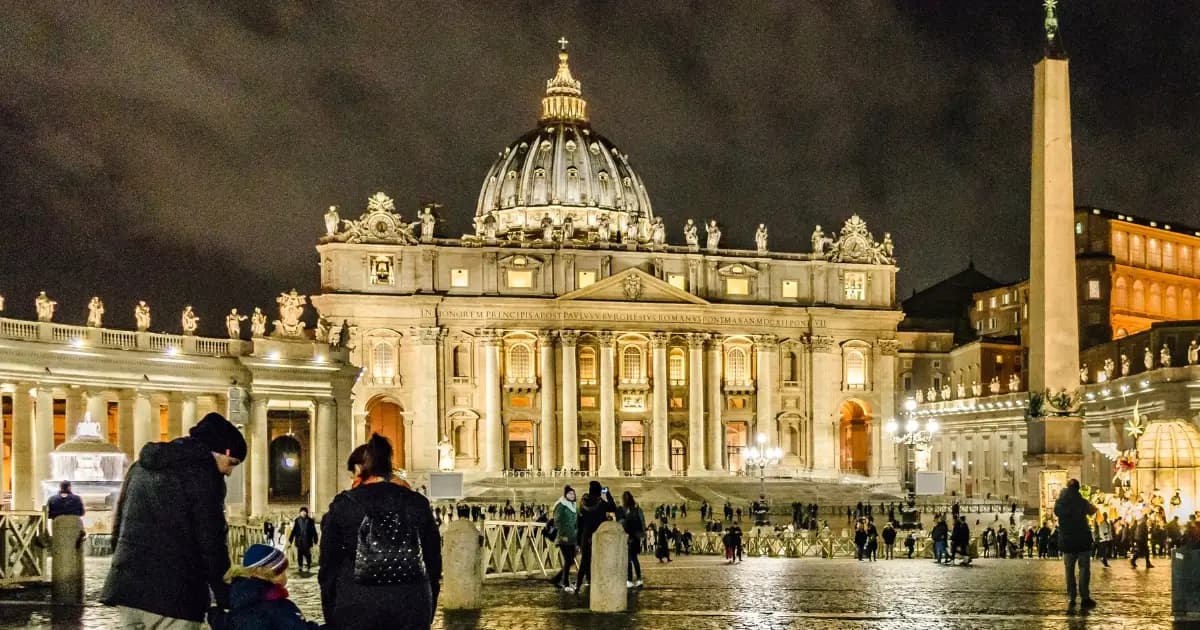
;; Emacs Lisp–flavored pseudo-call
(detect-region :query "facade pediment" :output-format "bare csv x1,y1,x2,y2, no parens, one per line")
558,268,709,305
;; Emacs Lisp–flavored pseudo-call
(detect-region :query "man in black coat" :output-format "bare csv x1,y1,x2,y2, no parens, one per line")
101,413,246,627
288,506,320,571
47,481,85,518
1054,478,1098,609
574,480,616,591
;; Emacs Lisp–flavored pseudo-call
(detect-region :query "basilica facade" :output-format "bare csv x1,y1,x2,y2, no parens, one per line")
313,45,904,481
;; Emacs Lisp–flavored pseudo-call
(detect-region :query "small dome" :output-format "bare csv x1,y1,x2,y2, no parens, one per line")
475,42,653,240
1136,420,1200,469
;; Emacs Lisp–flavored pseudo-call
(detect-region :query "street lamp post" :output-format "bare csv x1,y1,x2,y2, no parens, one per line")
744,432,782,522
885,399,938,498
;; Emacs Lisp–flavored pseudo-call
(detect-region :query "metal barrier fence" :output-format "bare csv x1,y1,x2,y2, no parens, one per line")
227,522,320,567
0,511,49,587
480,520,560,578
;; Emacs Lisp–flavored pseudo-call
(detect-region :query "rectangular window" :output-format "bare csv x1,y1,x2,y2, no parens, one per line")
450,268,470,288
667,273,687,291
1088,312,1102,324
669,397,685,409
932,360,941,369
781,280,799,298
579,396,596,408
725,278,750,296
902,374,913,390
1003,293,1010,305
989,296,997,308
1013,311,1020,323
577,270,596,288
507,270,533,288
1087,279,1101,300
929,340,940,351
843,272,866,301
995,354,1004,364
370,255,394,285
1075,222,1083,235
976,299,983,311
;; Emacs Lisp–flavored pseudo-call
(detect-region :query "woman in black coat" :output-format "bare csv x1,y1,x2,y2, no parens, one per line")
318,434,442,629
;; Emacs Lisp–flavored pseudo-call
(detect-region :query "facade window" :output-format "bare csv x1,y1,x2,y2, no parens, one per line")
450,268,470,288
1131,235,1145,266
507,270,533,288
932,360,941,369
989,296,997,308
578,348,596,381
929,340,940,351
1165,242,1176,272
1013,311,1020,323
725,278,750,296
508,344,532,380
1088,312,1102,324
370,255,394,285
932,373,942,391
667,273,687,291
1075,222,1083,235
372,342,396,383
1087,279,1100,300
780,350,795,382
781,280,798,299
669,348,686,383
1002,293,1010,305
577,270,596,288
845,350,866,389
727,347,748,384
1148,238,1162,269
902,372,913,391
976,299,983,311
670,438,686,472
621,346,644,382
453,345,470,378
843,272,866,301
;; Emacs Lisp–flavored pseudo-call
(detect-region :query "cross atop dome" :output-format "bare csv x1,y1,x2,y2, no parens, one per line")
558,36,569,51
540,38,588,124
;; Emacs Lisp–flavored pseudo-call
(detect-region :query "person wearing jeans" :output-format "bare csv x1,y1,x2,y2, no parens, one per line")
1055,478,1098,608
931,516,949,563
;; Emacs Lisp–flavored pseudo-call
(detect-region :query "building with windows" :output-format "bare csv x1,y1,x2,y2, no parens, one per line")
312,45,904,481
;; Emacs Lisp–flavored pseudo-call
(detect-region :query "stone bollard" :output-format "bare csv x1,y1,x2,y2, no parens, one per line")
50,515,85,605
589,521,628,612
440,519,482,610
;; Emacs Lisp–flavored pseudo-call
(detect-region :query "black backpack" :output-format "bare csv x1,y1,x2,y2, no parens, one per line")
345,493,427,585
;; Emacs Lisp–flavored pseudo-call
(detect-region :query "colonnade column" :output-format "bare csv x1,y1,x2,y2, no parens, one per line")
11,384,33,510
337,403,354,491
131,391,155,456
65,390,84,441
649,333,669,475
687,333,707,475
706,339,725,472
117,391,135,458
313,400,337,512
559,331,579,471
166,394,184,439
180,396,198,435
597,332,618,476
537,332,557,472
755,335,777,445
249,398,269,516
85,391,107,436
412,327,442,471
808,336,838,474
32,388,54,507
482,330,503,474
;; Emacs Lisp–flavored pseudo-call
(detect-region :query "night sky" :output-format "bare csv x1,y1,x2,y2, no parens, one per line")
2,2,1197,336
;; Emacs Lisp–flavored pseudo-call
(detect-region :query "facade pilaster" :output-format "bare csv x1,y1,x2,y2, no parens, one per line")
537,331,557,472
65,390,84,441
33,387,54,507
11,384,34,510
754,335,777,444
597,331,618,476
649,333,670,475
875,339,900,481
706,339,725,472
559,331,579,471
482,330,503,473
808,335,838,474
687,333,708,474
249,398,269,516
411,326,442,471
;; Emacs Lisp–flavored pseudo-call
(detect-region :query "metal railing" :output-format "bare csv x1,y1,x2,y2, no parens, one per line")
0,511,49,587
480,520,560,578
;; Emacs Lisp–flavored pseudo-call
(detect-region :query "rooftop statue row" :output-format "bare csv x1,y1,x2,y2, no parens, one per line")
12,290,318,341
319,192,897,264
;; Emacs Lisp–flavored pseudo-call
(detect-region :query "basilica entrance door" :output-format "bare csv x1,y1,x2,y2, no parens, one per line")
366,399,405,470
838,400,871,476
269,435,303,499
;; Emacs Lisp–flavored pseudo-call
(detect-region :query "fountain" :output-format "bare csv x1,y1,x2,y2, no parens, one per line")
42,413,128,527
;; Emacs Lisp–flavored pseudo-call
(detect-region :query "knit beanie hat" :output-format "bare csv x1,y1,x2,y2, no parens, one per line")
224,543,288,584
563,485,575,496
189,412,248,462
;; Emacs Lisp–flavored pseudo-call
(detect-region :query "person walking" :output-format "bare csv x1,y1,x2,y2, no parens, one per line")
574,481,616,592
101,412,246,629
854,521,868,561
1094,512,1113,568
618,491,646,588
1055,478,1098,609
655,522,672,563
865,519,879,562
551,485,579,591
931,516,949,564
287,507,319,572
951,516,971,565
1131,514,1154,569
882,521,897,559
318,434,442,629
904,531,916,559
263,520,276,546
47,480,85,519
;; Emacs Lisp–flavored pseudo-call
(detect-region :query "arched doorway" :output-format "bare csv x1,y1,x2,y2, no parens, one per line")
726,422,748,472
366,399,405,471
580,439,597,473
839,400,871,475
508,420,534,471
269,435,303,499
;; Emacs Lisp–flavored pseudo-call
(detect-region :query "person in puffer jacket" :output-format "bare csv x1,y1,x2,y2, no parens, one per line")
215,544,319,630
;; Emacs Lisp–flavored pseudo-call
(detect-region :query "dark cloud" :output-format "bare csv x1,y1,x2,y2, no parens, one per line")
1,2,1196,332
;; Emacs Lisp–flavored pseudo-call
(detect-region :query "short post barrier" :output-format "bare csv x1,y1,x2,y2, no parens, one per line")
589,521,628,613
441,519,482,610
50,515,85,605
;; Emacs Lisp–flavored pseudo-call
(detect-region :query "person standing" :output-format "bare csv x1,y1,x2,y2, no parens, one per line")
854,521,868,561
287,507,319,572
865,519,879,562
1094,512,1113,568
551,486,579,592
904,531,916,559
655,522,672,563
1054,478,1098,609
318,434,442,629
618,491,646,588
263,520,276,546
1131,514,1153,569
931,516,949,564
47,481,85,519
574,481,616,592
951,516,971,565
881,521,897,560
101,412,246,629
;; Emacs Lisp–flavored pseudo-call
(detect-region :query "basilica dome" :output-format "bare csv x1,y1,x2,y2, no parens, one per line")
475,44,653,242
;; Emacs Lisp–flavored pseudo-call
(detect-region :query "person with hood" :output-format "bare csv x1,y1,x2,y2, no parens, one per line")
617,491,646,588
930,516,949,564
102,412,246,628
318,434,442,628
951,516,971,565
1054,478,1098,609
219,544,319,629
47,480,85,518
574,481,616,592
551,485,579,592
287,507,319,572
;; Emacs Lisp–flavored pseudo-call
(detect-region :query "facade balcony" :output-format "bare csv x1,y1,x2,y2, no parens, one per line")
371,375,397,386
618,377,650,393
503,376,540,392
723,379,755,394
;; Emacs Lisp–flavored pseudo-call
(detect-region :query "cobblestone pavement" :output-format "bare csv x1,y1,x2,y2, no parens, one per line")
0,554,1194,629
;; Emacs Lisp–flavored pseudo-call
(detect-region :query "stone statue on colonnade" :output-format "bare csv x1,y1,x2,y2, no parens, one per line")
181,306,199,335
35,291,56,322
134,301,151,331
86,297,105,327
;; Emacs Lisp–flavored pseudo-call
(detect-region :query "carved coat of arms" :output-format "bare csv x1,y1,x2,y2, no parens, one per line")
622,274,643,300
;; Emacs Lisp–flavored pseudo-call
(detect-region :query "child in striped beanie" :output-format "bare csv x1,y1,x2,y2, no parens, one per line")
216,544,319,629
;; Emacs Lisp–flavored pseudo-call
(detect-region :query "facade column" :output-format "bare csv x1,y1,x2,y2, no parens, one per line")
249,398,269,516
85,391,107,436
65,390,84,441
482,330,503,473
559,331,579,471
180,396,198,435
117,391,135,458
597,332,618,476
649,333,669,475
809,336,839,475
687,333,707,475
312,400,337,513
755,335,777,445
411,327,442,471
11,384,34,510
337,403,354,491
132,391,155,455
538,332,557,472
33,387,54,507
706,339,725,472
166,394,184,439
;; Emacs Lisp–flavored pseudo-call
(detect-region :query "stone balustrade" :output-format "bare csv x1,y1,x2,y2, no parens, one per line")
0,317,247,357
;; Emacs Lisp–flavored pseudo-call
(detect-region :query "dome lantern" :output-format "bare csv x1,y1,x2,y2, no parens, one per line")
540,38,588,124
